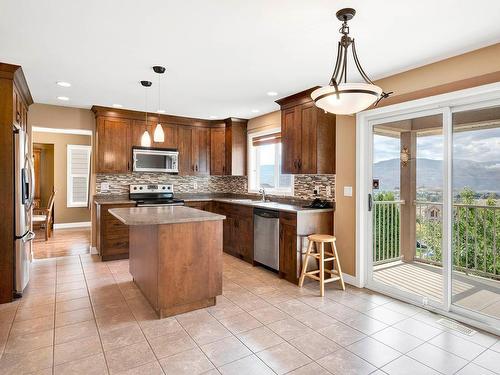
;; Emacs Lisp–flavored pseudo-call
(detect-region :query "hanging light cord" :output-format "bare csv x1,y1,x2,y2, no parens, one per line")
157,72,161,122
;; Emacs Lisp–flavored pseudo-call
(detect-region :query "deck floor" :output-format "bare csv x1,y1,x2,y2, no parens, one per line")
373,260,500,319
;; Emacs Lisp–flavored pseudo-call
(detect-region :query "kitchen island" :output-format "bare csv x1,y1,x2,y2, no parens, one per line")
108,206,225,318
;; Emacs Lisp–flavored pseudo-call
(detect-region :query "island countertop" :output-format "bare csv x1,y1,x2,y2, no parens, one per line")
108,205,226,226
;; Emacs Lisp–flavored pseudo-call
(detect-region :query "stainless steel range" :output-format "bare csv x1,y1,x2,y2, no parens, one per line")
129,184,184,207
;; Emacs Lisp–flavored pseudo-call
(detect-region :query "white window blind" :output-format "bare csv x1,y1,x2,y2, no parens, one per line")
67,145,91,207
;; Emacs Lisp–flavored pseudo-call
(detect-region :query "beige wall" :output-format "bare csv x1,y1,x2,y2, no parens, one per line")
336,43,500,278
32,132,91,224
29,103,95,131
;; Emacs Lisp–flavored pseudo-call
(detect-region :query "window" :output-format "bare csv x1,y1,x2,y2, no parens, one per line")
248,130,293,194
67,145,91,207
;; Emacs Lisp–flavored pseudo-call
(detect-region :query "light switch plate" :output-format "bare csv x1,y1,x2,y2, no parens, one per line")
101,182,109,192
344,186,353,197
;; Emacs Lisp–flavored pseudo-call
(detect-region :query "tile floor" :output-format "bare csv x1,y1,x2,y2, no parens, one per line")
0,253,499,374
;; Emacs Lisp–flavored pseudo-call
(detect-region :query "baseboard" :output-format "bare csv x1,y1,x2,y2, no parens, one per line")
90,247,99,255
53,221,91,229
342,273,361,288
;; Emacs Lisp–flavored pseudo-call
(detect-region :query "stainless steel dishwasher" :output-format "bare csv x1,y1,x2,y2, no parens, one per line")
253,208,279,271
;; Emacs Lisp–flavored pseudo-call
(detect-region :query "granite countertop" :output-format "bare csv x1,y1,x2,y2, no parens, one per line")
209,198,334,213
94,195,135,205
108,206,226,226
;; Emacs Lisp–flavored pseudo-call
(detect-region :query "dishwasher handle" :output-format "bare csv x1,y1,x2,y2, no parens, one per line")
253,208,279,219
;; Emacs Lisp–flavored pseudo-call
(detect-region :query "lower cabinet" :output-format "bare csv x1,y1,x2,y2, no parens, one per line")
184,200,213,212
96,202,135,261
279,212,298,284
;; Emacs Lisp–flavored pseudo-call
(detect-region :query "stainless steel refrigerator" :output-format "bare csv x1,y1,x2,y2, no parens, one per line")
14,125,35,296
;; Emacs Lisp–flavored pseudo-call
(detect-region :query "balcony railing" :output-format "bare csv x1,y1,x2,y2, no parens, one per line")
373,200,500,280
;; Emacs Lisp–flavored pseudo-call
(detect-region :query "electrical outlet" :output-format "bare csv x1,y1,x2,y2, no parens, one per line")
193,181,198,190
422,296,429,306
314,185,320,195
100,182,109,192
326,186,332,197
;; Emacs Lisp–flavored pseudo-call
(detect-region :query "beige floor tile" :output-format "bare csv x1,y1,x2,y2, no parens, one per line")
393,318,443,341
317,321,366,346
257,342,311,375
317,348,376,375
14,302,55,322
364,306,408,325
275,299,314,317
287,362,332,375
230,295,271,312
0,308,16,325
429,331,486,361
207,300,244,320
56,296,92,314
54,352,108,375
267,317,313,341
456,362,497,375
0,345,53,374
148,329,196,358
115,361,164,375
175,309,214,327
182,318,232,345
140,317,184,340
371,326,424,353
159,347,214,375
218,354,274,375
19,293,56,308
105,341,156,374
473,349,500,373
342,314,387,335
57,280,87,292
381,355,440,375
293,310,337,331
9,315,54,337
289,332,340,360
248,306,289,325
100,323,146,352
54,334,102,365
55,319,98,344
201,336,252,367
217,312,262,334
237,326,284,352
407,342,468,375
346,337,401,367
55,306,94,327
96,310,137,333
93,300,131,319
56,287,89,302
4,329,53,354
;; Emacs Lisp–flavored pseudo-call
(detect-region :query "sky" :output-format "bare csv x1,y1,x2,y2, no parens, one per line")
374,127,500,164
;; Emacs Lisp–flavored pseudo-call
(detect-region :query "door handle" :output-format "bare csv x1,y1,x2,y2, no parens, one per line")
368,193,373,212
23,230,35,243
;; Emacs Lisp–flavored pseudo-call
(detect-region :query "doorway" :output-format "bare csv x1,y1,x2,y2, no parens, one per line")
357,83,500,333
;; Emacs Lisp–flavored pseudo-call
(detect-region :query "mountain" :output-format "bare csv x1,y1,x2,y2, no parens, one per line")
373,158,500,193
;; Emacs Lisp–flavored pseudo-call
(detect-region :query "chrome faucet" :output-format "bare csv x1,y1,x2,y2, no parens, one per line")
259,188,267,202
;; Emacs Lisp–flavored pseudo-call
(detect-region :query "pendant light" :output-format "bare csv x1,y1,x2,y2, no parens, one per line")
140,80,152,147
153,66,166,143
311,8,392,115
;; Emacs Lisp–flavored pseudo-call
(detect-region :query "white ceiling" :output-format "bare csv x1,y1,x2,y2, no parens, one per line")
1,0,500,120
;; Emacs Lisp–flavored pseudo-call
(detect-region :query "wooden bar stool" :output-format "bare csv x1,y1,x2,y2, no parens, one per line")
298,234,345,296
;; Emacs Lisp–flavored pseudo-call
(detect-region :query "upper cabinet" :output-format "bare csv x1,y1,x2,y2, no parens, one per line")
92,106,247,176
96,117,131,173
276,88,336,174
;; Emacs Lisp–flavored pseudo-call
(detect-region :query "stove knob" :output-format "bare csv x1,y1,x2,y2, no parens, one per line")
162,186,166,190
139,187,143,190
133,187,137,190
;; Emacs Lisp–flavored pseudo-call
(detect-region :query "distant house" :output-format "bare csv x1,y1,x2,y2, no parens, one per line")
423,205,441,220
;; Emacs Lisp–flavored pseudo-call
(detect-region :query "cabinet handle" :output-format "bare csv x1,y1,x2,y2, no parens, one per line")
195,164,198,172
298,159,302,170
127,161,130,171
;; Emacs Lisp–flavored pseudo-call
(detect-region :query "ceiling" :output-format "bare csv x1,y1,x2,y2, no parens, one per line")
1,0,500,120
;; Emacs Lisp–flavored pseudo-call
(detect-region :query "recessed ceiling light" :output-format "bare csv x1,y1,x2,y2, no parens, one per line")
267,91,278,97
157,109,166,114
56,81,71,87
112,104,123,108
251,109,260,113
57,96,69,101
209,115,217,119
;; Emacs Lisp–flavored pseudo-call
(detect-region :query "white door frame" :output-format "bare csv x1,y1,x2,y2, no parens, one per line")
356,82,500,334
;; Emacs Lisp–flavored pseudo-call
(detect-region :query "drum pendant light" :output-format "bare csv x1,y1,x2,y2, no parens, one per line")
153,66,166,143
140,80,152,147
311,8,392,115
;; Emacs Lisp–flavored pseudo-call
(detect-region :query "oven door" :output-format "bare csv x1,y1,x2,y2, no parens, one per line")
132,148,178,173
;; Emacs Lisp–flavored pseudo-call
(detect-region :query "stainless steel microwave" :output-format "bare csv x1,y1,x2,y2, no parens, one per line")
132,147,179,173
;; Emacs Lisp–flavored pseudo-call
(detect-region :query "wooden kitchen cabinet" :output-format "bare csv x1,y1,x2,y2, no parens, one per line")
95,202,135,261
210,128,226,175
279,212,298,283
192,127,210,175
224,118,247,176
185,200,212,212
96,117,131,173
178,126,193,175
130,120,178,149
277,88,336,174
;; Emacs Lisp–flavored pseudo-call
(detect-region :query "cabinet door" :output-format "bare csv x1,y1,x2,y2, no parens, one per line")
210,128,226,175
279,212,298,283
97,118,131,173
237,215,253,262
281,107,301,174
156,123,178,149
178,126,193,175
299,102,318,174
192,127,210,175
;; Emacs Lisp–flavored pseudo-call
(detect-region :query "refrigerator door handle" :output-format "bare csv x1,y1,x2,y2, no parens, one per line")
25,154,35,209
23,230,35,243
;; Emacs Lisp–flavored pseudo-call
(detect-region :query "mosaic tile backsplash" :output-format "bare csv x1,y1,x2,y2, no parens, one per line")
96,173,335,201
